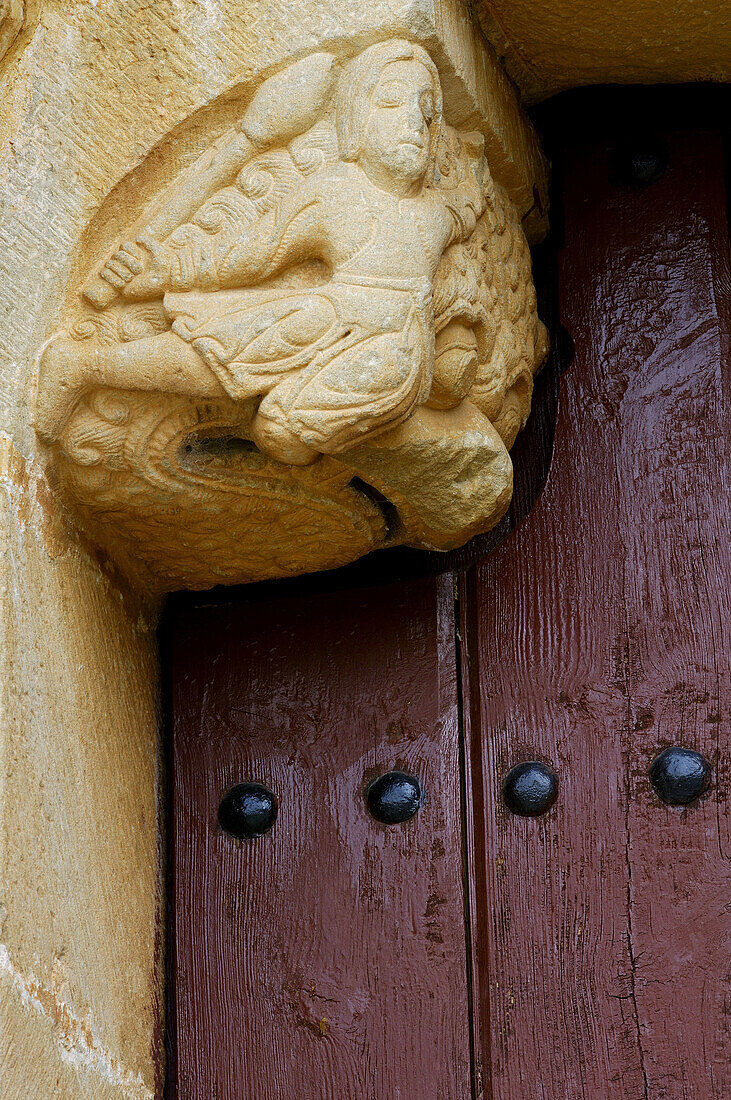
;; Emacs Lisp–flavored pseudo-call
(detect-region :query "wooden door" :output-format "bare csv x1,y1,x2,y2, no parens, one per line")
165,90,730,1098
166,578,474,1098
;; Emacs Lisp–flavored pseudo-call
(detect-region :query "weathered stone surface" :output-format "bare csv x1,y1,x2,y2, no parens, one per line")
474,0,731,103
0,0,24,64
0,437,162,1096
1,967,153,1099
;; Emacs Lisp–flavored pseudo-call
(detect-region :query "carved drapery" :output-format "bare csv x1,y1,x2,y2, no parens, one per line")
33,29,548,591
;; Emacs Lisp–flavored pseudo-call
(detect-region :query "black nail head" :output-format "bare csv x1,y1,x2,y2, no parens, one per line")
366,772,422,824
503,761,558,817
218,783,278,839
609,140,669,188
649,747,711,806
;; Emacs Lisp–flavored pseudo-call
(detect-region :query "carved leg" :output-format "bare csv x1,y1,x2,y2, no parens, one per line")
35,331,226,440
250,401,320,466
248,325,427,465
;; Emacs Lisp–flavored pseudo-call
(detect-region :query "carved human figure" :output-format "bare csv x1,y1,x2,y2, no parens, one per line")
37,41,486,465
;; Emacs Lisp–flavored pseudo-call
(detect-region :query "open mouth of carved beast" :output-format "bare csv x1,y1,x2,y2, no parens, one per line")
180,434,400,540
347,477,400,539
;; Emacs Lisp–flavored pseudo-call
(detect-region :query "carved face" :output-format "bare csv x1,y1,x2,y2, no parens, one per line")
359,59,436,187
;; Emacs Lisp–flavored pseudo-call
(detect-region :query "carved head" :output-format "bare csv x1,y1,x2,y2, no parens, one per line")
336,40,443,190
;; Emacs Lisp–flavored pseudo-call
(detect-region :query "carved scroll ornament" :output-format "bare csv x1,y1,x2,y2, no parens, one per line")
34,40,548,590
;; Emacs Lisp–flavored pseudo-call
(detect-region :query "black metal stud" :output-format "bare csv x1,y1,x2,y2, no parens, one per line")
649,747,711,806
502,761,558,817
218,782,278,840
366,771,422,825
609,139,669,188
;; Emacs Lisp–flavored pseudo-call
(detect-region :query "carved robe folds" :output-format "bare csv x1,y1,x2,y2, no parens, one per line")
32,10,549,590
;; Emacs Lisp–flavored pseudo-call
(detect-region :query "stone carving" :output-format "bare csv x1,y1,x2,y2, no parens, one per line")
34,40,548,590
0,0,24,62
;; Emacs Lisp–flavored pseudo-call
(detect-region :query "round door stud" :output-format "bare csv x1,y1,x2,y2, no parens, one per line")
218,782,278,840
609,140,668,187
502,761,558,817
366,771,422,825
649,747,711,806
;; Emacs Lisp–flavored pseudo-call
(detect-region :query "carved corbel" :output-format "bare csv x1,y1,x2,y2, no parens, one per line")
33,30,549,591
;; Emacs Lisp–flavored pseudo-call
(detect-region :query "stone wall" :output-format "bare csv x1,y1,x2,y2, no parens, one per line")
0,441,162,1098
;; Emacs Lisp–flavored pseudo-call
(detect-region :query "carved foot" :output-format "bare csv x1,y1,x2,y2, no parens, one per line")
34,336,90,441
342,400,513,550
250,408,319,466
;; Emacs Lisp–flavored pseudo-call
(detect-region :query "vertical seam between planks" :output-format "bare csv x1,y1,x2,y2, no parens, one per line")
454,572,479,1100
617,505,651,1100
713,123,731,863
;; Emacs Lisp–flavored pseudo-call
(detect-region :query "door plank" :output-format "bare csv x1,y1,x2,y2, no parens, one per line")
168,575,472,1098
462,124,730,1098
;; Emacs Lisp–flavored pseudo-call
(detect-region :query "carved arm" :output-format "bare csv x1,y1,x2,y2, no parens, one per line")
215,194,324,289
113,184,324,301
83,52,336,308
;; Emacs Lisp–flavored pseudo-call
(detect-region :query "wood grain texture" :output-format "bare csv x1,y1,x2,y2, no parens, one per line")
461,122,730,1097
168,575,472,1099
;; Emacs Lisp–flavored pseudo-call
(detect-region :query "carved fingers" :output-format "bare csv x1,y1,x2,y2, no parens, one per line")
100,235,173,300
100,240,146,288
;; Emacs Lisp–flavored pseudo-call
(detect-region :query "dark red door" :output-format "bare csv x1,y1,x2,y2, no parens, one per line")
165,91,730,1099
167,577,474,1098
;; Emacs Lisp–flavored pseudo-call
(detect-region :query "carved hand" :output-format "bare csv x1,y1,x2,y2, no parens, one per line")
100,235,174,300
